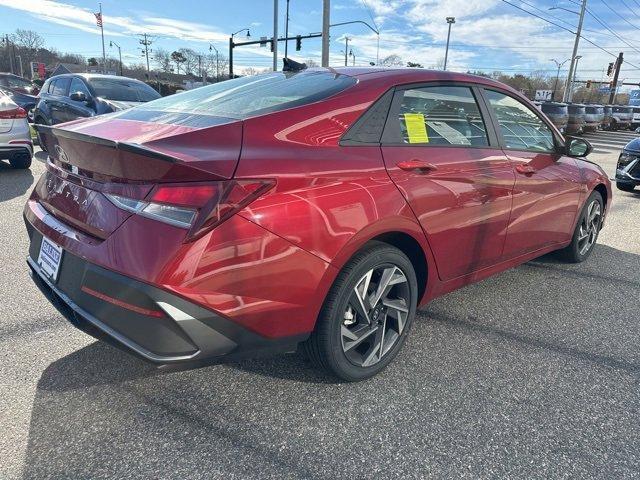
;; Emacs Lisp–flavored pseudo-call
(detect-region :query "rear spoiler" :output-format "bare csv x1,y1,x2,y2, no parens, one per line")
36,124,178,164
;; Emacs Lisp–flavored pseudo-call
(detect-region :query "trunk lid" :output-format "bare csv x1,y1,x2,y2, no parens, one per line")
34,113,242,239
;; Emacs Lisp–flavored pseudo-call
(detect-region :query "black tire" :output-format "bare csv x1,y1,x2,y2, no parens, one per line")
556,191,604,263
33,117,47,152
303,242,418,382
616,182,636,192
9,151,32,170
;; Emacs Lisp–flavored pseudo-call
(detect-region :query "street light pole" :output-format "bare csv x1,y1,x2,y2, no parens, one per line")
209,44,220,83
110,40,122,76
344,36,350,66
444,17,455,71
563,0,587,102
228,28,251,79
570,55,582,101
550,58,569,101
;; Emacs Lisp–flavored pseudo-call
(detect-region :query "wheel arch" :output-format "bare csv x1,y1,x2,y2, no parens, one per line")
324,216,438,308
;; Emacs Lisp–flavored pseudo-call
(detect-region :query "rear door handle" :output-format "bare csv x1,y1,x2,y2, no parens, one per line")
515,164,536,175
396,160,438,173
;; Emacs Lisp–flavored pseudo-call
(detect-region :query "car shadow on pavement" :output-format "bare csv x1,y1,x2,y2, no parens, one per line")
34,150,47,164
21,244,640,479
0,161,33,202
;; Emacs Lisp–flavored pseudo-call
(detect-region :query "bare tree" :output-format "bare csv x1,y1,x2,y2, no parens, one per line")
11,29,45,65
170,50,186,74
178,48,199,75
153,48,173,73
203,52,228,79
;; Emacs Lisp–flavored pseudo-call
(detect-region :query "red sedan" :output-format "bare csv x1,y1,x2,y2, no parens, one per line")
25,68,611,381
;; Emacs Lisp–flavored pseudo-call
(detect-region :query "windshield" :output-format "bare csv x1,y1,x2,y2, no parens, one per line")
88,78,160,102
132,71,357,119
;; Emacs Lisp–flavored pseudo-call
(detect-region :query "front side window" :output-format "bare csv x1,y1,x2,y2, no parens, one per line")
485,90,555,152
70,78,91,98
394,86,489,146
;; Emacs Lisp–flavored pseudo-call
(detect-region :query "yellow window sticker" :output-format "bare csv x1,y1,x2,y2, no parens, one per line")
403,113,429,143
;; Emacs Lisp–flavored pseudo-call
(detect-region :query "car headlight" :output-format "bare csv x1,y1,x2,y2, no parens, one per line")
618,151,639,167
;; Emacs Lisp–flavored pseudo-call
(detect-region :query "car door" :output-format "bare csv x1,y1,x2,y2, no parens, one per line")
66,77,95,121
49,77,71,124
381,83,515,281
481,88,582,259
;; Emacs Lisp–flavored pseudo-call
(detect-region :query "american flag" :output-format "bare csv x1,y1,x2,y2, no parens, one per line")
94,12,103,28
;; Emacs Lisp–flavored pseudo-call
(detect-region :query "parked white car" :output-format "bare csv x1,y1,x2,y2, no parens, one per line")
0,93,33,169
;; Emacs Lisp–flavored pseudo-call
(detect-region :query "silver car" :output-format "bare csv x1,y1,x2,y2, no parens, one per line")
0,92,33,169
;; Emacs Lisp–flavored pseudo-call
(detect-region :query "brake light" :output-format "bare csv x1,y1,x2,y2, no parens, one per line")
0,107,27,119
105,180,274,240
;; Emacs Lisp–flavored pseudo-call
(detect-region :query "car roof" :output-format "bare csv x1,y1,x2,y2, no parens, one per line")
314,67,525,96
50,73,145,83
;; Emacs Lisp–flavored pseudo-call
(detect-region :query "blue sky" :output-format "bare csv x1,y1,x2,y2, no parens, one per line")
0,0,639,82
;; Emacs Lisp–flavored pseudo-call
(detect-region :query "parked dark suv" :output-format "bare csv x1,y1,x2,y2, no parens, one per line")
616,137,640,192
33,74,160,131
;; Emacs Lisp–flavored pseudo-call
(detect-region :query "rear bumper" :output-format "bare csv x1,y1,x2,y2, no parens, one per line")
0,141,33,159
26,229,306,364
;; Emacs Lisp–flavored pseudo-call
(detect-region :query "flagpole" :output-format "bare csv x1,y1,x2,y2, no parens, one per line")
99,3,106,73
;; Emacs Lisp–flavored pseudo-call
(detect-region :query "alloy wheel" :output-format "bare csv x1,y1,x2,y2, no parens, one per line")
577,199,602,256
341,265,410,368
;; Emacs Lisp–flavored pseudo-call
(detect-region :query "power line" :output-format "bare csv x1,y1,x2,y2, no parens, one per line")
500,0,640,70
584,6,640,55
596,0,640,35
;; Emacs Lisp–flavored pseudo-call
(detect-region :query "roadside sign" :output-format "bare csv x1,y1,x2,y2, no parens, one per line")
535,90,553,101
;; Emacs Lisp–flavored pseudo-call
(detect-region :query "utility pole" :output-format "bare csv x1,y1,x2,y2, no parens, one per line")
5,34,15,74
444,17,455,71
139,33,152,79
98,3,106,74
209,44,220,82
609,52,624,104
321,0,330,67
284,0,290,58
344,36,350,66
564,0,587,102
273,0,279,71
198,54,204,84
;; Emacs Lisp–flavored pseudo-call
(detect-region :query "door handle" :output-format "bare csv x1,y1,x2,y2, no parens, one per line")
396,160,438,173
516,164,536,175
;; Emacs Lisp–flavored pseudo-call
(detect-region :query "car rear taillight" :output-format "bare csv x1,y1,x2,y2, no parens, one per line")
105,180,274,240
0,106,27,119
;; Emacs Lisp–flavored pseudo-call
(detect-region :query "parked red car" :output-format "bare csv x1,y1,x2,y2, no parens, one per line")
25,68,611,381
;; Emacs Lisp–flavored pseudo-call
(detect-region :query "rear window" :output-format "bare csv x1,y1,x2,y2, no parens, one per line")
613,106,632,113
541,104,567,114
88,78,160,102
133,71,357,119
585,106,603,113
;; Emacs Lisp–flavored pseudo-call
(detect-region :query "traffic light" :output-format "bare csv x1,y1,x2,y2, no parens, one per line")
296,35,302,51
586,80,592,89
607,62,614,76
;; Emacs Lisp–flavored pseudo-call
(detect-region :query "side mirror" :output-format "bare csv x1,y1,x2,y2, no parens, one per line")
69,91,87,102
565,136,592,157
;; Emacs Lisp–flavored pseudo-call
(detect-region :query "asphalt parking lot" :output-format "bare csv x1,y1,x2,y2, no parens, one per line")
1,132,639,479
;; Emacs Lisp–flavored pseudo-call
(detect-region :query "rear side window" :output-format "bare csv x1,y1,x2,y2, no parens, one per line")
484,90,555,153
52,77,70,96
393,86,489,146
130,71,356,119
46,80,55,93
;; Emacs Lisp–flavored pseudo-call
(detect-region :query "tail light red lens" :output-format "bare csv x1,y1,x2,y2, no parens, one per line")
105,180,274,240
0,107,27,119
